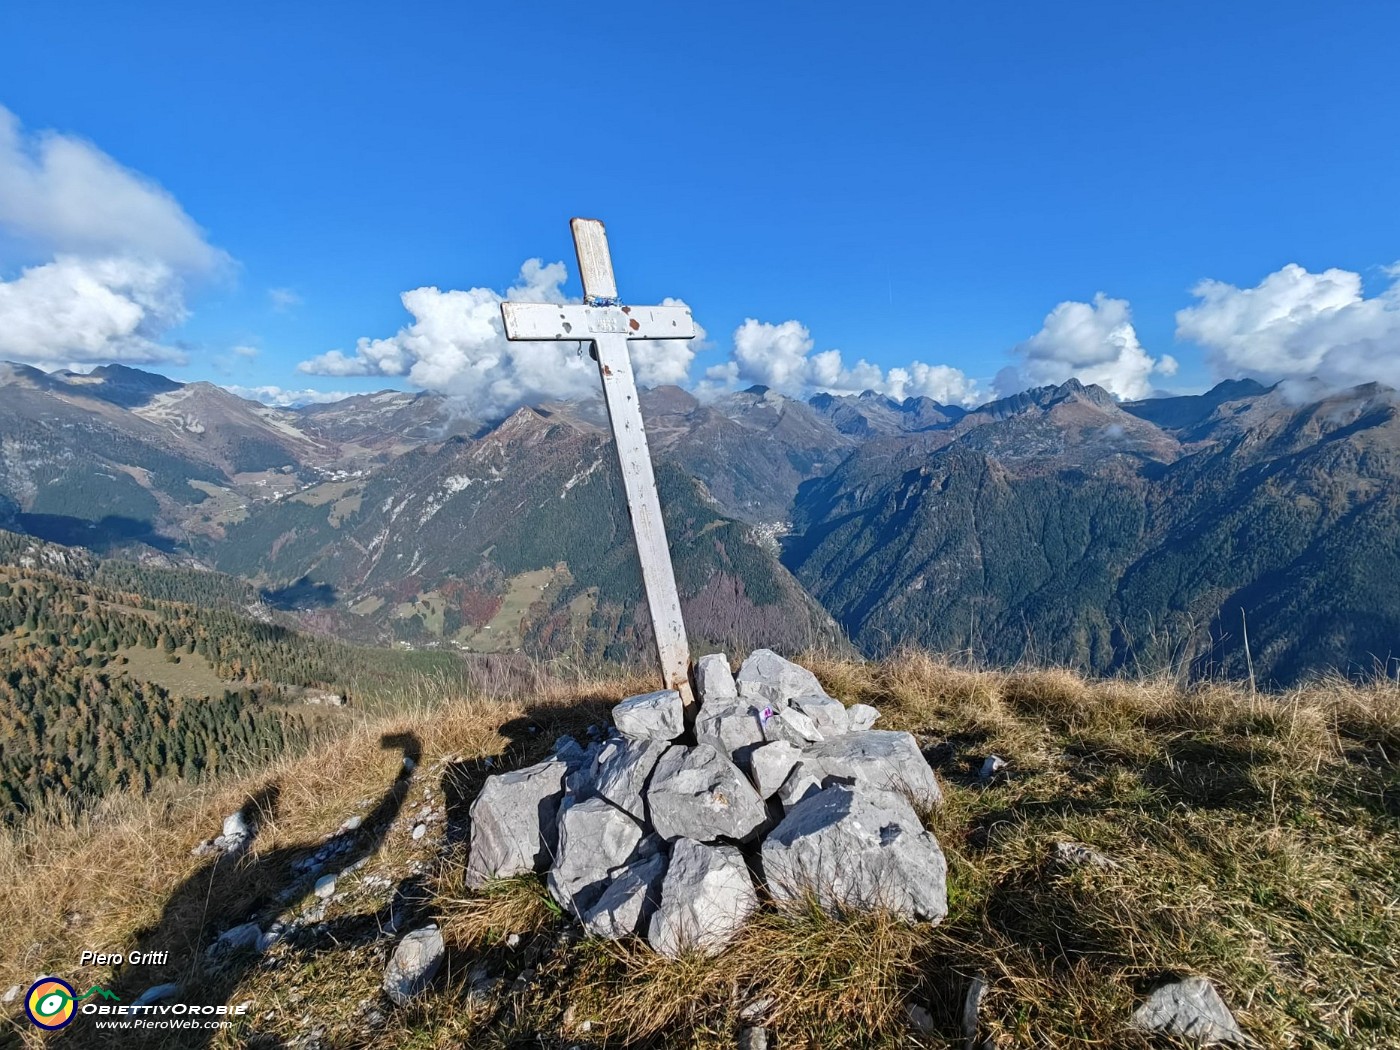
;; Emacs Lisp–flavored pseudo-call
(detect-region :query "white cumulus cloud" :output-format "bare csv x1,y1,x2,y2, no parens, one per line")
1175,262,1400,390
997,293,1177,400
299,262,706,417
700,318,980,406
630,296,706,388
299,259,592,415
223,384,357,407
0,255,188,367
0,106,224,274
0,106,226,367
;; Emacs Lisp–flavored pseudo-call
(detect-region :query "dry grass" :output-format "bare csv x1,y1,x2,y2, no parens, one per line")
2,652,1398,1048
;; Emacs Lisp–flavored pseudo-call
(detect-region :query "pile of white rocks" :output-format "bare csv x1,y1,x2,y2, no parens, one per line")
465,649,948,957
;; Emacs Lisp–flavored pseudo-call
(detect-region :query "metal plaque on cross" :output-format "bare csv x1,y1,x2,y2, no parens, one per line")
500,218,696,707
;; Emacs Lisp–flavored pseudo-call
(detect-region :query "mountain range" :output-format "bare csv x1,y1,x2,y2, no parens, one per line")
2,360,1396,684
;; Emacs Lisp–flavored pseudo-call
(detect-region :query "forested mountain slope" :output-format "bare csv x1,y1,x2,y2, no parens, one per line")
0,530,464,821
785,380,1400,684
211,407,844,658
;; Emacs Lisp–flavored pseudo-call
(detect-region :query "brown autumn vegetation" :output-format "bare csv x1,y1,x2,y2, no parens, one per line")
1,652,1397,1049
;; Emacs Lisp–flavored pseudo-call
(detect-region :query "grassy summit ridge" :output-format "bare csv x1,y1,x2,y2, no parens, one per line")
2,653,1396,1048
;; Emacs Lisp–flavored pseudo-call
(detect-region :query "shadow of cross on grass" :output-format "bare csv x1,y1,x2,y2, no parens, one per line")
56,732,422,1050
440,696,620,850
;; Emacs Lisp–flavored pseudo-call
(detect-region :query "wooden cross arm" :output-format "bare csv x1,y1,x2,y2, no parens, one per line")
500,302,695,342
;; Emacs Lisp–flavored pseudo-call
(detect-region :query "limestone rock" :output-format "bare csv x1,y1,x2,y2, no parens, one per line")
762,783,948,922
766,705,824,744
553,734,588,766
203,809,253,855
590,736,669,823
846,703,880,732
613,689,684,742
776,761,823,809
581,848,667,939
695,652,738,701
383,925,444,1006
548,797,645,917
805,730,941,807
647,838,758,957
738,1026,769,1050
647,744,768,843
1130,976,1248,1045
749,740,801,799
790,693,849,736
209,922,262,956
736,648,825,705
694,696,767,770
564,738,605,796
222,810,249,841
465,754,570,887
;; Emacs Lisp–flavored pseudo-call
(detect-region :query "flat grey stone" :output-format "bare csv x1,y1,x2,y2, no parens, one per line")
613,689,684,741
590,736,669,823
738,1026,769,1050
548,797,645,917
749,740,801,799
383,925,444,1006
980,754,1007,779
846,703,880,732
776,760,824,809
695,652,738,702
762,783,948,922
805,730,941,808
790,693,849,735
736,648,825,705
210,922,262,955
581,848,667,939
647,838,758,957
647,744,768,843
465,754,570,887
313,874,337,898
1130,976,1248,1045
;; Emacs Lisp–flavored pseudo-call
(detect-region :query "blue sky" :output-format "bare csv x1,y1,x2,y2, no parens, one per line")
2,1,1399,412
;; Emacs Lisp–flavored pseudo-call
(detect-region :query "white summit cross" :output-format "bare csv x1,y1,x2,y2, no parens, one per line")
500,218,697,707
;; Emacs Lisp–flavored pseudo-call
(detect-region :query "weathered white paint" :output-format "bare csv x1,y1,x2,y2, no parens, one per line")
500,302,693,341
500,218,696,707
571,217,619,302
